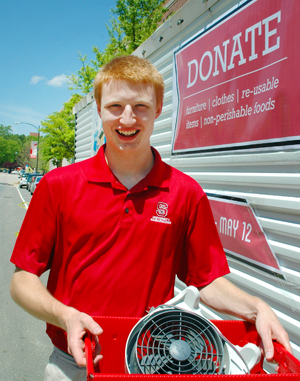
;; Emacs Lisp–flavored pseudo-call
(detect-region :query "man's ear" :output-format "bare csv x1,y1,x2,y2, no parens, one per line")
96,101,101,118
155,101,163,119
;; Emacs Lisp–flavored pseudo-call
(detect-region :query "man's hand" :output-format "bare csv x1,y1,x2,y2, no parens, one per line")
255,300,292,361
65,309,103,367
199,277,292,362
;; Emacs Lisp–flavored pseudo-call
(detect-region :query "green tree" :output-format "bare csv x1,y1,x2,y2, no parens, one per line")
0,124,22,166
67,52,99,96
112,0,167,52
0,124,13,138
40,94,83,167
68,0,167,94
0,136,20,165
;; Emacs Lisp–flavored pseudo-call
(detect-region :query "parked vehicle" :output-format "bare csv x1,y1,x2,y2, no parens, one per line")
27,175,37,192
26,173,43,191
30,176,43,195
19,176,29,188
20,173,34,189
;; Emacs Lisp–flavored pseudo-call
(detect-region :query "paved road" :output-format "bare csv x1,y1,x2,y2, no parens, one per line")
0,173,52,380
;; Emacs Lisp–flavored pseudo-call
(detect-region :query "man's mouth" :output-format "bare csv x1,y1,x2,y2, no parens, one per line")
116,129,139,137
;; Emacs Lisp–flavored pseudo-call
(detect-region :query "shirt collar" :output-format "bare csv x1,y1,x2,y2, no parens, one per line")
83,144,170,191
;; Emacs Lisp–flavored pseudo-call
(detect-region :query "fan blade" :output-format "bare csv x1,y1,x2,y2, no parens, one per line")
185,329,205,355
139,354,170,374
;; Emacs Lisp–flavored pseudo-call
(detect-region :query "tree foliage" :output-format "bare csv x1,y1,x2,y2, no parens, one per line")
0,124,47,170
0,136,20,164
40,94,83,167
67,52,99,97
68,0,167,94
112,0,167,52
0,124,13,138
0,124,22,165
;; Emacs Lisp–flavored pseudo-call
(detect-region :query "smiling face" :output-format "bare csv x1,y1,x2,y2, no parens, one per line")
98,79,163,158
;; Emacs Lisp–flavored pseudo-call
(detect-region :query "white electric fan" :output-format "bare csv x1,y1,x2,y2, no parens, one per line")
125,286,261,375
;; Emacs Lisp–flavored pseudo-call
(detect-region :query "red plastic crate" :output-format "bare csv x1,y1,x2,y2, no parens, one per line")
85,316,300,380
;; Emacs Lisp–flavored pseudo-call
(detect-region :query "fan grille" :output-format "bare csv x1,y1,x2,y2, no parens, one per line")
135,309,224,375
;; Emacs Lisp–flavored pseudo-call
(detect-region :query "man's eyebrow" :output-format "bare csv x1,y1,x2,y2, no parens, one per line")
103,99,121,105
103,98,152,105
135,99,151,104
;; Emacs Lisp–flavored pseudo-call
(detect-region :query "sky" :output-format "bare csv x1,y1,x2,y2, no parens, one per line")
1,0,116,136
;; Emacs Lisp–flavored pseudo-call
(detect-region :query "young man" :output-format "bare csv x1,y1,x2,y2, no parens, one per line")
10,56,291,381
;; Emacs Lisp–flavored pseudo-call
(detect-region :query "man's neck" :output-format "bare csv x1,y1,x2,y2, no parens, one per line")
105,145,155,190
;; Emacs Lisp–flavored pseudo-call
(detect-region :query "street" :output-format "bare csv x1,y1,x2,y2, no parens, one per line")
0,173,52,380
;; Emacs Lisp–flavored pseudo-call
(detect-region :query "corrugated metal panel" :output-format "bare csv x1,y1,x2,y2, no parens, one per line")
72,0,300,365
74,101,93,162
136,0,300,364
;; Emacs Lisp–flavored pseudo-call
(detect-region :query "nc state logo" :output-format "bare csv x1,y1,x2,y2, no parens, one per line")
156,202,168,218
151,202,171,224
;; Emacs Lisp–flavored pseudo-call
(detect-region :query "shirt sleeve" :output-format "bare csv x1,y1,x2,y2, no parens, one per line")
177,193,230,288
10,175,57,276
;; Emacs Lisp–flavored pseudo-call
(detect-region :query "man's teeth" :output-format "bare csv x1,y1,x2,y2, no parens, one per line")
117,130,138,136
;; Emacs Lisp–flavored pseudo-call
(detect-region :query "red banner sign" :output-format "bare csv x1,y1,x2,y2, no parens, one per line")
207,194,284,278
30,141,37,159
172,0,300,154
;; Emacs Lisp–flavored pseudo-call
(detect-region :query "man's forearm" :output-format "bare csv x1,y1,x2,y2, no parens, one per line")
199,276,261,322
10,267,103,366
10,267,74,331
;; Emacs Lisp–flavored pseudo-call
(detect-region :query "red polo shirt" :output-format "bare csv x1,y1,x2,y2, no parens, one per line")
11,145,229,352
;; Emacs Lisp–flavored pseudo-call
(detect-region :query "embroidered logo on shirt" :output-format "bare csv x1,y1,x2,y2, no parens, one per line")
151,202,171,224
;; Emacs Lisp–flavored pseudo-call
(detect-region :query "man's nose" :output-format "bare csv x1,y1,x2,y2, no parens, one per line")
120,105,136,126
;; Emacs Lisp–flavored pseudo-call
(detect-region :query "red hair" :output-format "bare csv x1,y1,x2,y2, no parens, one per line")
94,55,164,107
